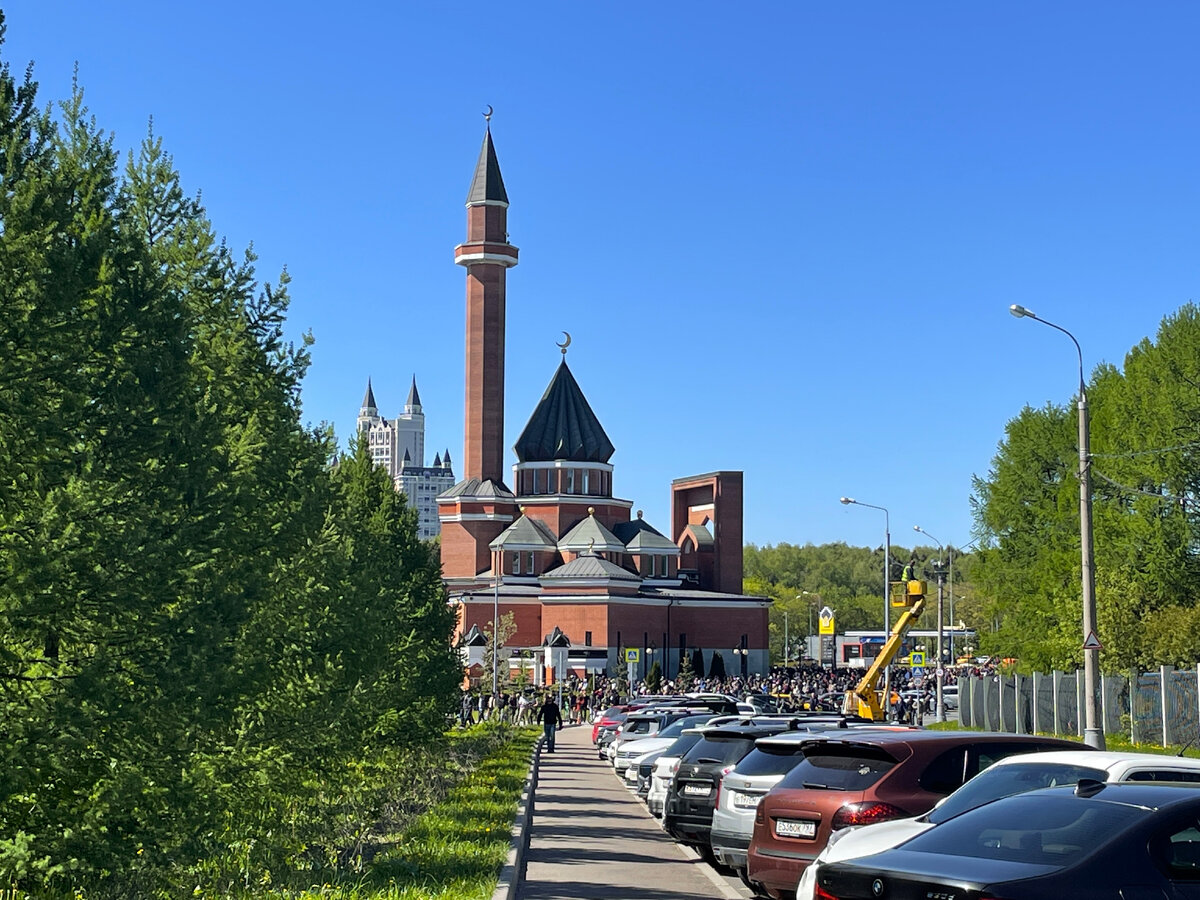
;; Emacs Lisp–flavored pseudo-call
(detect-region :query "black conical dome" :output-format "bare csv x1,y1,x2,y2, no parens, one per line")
513,361,615,464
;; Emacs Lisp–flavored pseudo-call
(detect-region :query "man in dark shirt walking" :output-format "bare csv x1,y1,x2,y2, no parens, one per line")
537,695,563,752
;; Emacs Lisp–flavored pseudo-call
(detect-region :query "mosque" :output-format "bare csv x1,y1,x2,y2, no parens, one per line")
439,122,770,682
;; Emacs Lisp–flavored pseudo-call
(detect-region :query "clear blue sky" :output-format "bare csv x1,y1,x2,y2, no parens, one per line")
9,3,1199,551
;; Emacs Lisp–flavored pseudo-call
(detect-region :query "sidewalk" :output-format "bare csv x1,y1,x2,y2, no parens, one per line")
518,725,745,900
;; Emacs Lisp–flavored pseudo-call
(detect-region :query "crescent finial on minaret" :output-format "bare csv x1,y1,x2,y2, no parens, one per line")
483,104,494,124
556,331,572,356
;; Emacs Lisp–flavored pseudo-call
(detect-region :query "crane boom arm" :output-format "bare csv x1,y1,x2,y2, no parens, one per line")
842,594,926,720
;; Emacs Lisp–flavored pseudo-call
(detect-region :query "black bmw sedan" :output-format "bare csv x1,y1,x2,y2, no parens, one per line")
816,781,1200,900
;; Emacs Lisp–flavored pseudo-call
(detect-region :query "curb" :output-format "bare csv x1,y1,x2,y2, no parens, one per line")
491,734,542,900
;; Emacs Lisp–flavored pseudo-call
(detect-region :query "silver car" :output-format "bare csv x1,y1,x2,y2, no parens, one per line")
710,724,910,880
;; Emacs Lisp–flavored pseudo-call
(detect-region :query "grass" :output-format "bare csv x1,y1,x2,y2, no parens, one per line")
228,724,539,900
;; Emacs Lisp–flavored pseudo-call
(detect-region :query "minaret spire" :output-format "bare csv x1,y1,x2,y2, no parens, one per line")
455,112,518,484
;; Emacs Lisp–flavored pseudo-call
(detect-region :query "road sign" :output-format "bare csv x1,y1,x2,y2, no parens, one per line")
909,651,926,667
625,648,640,663
1082,631,1103,651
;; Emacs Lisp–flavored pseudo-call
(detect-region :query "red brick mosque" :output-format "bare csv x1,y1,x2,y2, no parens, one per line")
439,123,770,681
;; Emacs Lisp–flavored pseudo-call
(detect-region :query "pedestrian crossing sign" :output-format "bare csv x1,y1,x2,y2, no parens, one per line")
625,648,640,663
909,651,926,667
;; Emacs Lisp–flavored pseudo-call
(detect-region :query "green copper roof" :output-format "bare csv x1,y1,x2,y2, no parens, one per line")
467,128,508,205
513,361,615,463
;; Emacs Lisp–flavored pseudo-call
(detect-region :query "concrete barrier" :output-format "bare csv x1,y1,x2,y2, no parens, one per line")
491,734,542,900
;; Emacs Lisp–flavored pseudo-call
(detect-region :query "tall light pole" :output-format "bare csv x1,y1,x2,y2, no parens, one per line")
783,609,789,668
1010,304,1104,750
493,554,500,702
840,497,891,697
914,525,946,722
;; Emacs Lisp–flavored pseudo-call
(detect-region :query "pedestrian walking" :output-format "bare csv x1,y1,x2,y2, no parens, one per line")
537,694,563,752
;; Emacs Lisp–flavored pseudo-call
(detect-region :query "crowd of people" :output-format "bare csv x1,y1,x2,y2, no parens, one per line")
457,660,998,728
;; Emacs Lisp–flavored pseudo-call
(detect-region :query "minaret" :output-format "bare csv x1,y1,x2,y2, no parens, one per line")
439,118,519,583
454,122,518,485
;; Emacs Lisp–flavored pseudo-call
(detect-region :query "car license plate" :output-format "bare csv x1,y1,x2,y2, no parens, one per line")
683,783,711,797
775,818,816,838
732,791,761,808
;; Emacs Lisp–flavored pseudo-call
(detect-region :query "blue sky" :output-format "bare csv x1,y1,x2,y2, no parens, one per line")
9,3,1199,550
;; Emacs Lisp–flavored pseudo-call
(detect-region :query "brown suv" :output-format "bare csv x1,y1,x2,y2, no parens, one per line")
745,731,1086,899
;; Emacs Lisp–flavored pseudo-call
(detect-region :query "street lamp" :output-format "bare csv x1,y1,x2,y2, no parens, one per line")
840,497,891,696
914,525,947,722
731,644,749,677
1010,303,1104,750
800,591,819,664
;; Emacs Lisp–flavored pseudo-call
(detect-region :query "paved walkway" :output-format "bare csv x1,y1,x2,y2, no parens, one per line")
518,725,745,900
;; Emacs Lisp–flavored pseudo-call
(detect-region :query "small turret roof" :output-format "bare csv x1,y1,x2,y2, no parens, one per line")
513,360,615,463
683,523,715,548
439,477,515,501
542,625,571,648
558,512,625,554
540,553,641,583
459,624,488,647
433,452,442,467
361,378,377,411
490,513,558,551
402,448,412,463
406,375,421,408
467,128,509,205
613,517,680,553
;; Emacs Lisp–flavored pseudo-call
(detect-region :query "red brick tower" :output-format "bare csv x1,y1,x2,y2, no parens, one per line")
457,125,517,482
439,124,519,582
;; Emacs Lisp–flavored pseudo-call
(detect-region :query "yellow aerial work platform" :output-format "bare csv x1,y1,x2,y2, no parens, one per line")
842,580,927,720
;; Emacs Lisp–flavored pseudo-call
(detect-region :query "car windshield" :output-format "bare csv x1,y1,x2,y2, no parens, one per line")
662,732,703,760
659,716,711,738
928,762,1109,825
779,746,897,791
906,793,1146,865
683,734,758,767
734,745,805,777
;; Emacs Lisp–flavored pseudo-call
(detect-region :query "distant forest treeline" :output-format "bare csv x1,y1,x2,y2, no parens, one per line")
751,304,1200,677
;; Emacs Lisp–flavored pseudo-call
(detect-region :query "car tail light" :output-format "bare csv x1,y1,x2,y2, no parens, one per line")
755,804,765,825
713,766,735,807
814,884,840,900
831,801,909,829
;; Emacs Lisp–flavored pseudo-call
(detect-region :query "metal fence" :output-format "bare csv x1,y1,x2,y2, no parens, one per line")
956,664,1200,747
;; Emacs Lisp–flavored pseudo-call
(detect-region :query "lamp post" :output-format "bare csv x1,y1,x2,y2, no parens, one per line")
1010,303,1104,750
783,609,789,668
490,550,501,703
840,497,891,697
914,525,946,722
732,644,749,677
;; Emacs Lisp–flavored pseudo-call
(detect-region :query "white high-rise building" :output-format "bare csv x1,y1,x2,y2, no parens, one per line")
357,377,454,540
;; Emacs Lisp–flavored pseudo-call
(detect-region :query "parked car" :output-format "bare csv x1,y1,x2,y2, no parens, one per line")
647,730,707,817
941,683,959,711
710,724,917,886
611,713,717,772
746,731,1085,899
664,720,806,860
816,782,1200,900
591,705,631,744
797,747,1200,900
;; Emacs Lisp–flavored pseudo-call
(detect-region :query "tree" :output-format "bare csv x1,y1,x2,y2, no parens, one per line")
690,647,706,680
645,660,662,694
676,648,696,691
481,611,518,689
708,651,727,680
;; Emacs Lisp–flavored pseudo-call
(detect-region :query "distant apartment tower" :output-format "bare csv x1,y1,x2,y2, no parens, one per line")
357,377,454,540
